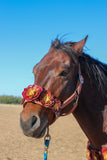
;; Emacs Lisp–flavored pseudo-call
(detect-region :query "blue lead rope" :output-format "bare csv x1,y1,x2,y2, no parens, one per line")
44,128,51,160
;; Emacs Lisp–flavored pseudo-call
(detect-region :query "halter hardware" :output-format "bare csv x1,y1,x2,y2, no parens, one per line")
79,74,84,84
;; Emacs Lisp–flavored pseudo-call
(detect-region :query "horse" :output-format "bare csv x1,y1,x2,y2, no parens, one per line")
20,36,107,159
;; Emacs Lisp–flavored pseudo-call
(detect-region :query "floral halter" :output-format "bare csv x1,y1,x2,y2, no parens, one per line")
22,85,62,117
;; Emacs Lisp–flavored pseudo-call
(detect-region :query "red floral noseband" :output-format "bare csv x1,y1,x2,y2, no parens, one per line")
22,85,62,117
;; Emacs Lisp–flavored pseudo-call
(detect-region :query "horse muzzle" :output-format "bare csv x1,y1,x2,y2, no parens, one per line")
20,114,48,138
20,103,48,138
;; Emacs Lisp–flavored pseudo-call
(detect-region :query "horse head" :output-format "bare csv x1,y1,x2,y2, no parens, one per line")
20,36,87,138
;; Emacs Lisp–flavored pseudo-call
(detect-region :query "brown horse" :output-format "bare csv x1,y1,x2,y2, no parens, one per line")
20,36,107,159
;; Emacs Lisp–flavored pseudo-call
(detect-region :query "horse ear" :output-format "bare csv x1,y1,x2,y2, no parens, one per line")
48,46,55,52
72,35,88,53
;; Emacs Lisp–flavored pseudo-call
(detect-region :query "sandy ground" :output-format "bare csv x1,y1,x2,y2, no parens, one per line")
0,104,87,160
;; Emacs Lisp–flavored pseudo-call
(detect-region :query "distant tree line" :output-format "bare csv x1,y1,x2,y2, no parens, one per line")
0,96,22,104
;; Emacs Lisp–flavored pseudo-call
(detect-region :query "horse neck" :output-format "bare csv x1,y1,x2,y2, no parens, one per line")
72,73,107,150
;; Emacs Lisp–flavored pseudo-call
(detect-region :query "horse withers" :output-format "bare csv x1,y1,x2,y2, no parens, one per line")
20,36,107,159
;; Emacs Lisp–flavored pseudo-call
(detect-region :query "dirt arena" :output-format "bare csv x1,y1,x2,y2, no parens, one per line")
0,104,87,160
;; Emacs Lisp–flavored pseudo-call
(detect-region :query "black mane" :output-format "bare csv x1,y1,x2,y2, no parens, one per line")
52,39,107,94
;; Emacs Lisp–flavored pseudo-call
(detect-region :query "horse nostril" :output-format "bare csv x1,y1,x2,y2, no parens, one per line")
31,115,37,127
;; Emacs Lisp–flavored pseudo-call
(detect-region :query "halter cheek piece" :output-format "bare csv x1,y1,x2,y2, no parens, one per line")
21,64,84,119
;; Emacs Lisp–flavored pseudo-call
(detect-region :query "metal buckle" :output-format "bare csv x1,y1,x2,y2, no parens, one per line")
74,90,79,104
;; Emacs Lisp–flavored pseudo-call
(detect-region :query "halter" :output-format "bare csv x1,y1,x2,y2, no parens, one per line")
21,64,84,160
21,64,84,119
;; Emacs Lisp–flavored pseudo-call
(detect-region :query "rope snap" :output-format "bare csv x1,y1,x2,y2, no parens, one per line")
44,127,51,160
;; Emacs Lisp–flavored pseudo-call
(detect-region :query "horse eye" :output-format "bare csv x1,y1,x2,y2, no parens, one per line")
59,70,68,77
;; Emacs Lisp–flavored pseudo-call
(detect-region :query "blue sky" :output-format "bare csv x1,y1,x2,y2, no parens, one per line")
0,0,107,97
